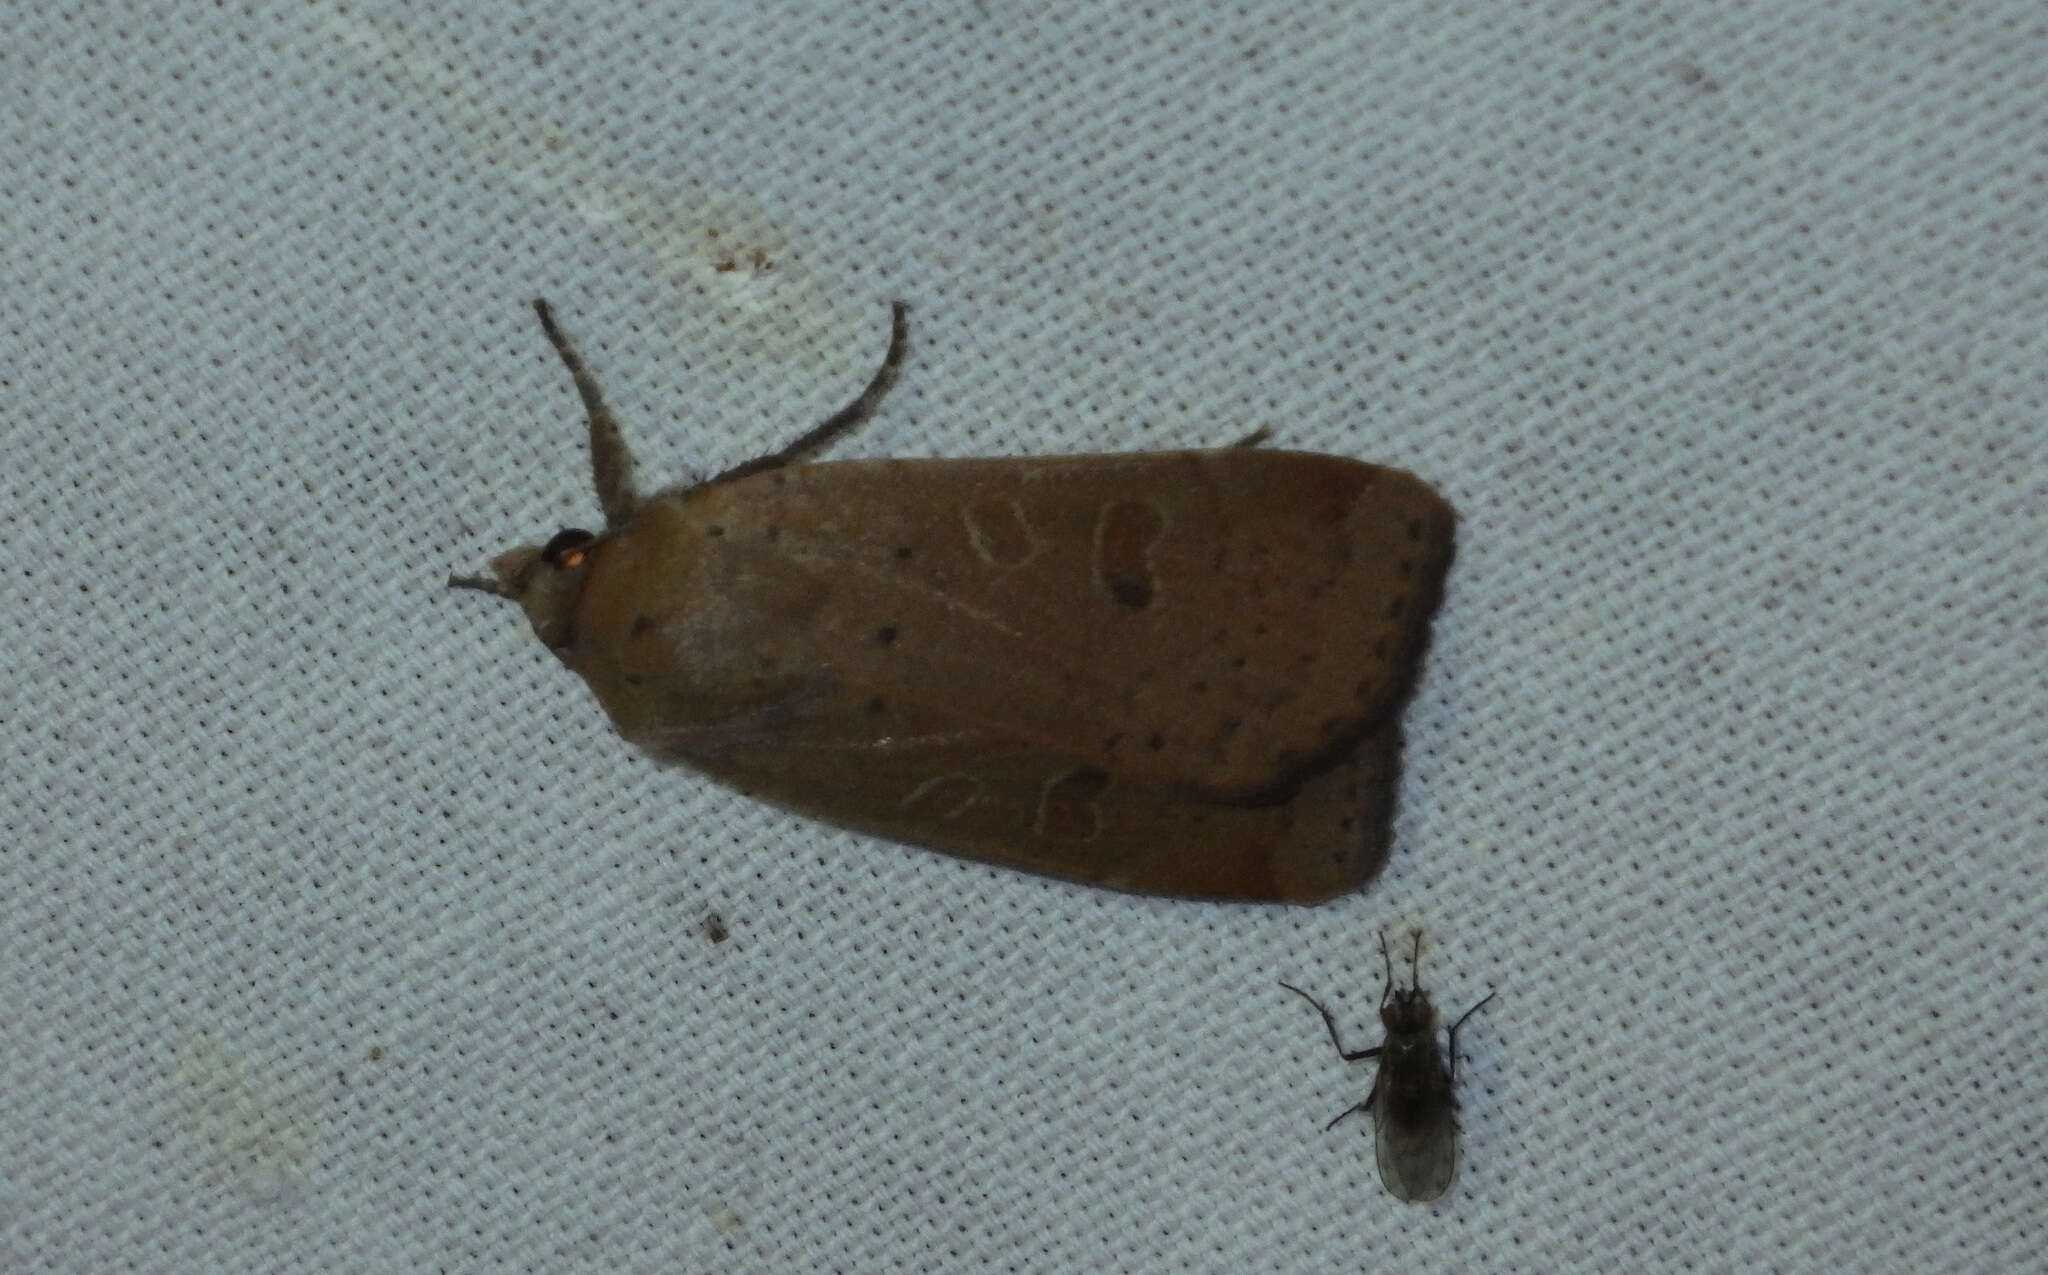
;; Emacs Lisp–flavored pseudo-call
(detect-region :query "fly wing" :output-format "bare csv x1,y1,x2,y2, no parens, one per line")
1373,1091,1460,1203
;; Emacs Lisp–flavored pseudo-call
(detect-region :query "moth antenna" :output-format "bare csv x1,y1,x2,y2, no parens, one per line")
532,299,641,530
709,300,910,485
1408,929,1424,992
1377,929,1396,1007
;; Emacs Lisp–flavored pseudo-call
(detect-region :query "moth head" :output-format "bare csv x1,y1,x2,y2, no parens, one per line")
450,527,599,652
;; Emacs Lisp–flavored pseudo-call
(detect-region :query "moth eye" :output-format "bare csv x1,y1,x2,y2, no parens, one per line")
543,527,597,569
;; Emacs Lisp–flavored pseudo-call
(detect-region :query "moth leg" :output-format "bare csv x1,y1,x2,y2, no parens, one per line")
1445,990,1497,1084
532,299,641,530
710,300,910,484
1324,1098,1372,1132
1280,982,1383,1063
1228,426,1273,448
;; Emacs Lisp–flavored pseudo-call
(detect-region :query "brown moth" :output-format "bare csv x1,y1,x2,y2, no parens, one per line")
1281,931,1495,1201
451,300,1455,902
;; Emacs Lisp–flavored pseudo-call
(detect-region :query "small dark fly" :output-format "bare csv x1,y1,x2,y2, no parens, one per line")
1280,930,1495,1203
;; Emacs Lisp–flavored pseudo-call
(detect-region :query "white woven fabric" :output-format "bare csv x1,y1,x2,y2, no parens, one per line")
4,2,2041,1271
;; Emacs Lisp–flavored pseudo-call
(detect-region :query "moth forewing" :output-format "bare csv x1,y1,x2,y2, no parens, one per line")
454,300,1455,903
606,451,1449,795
